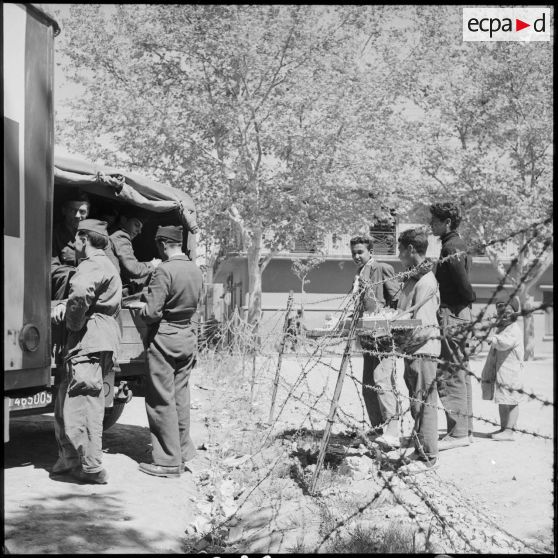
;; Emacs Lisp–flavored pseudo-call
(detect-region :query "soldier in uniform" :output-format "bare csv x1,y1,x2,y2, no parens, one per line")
51,172,122,300
106,207,161,294
50,219,122,484
133,225,203,478
51,193,91,300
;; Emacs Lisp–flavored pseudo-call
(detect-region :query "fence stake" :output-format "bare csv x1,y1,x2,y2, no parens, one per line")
249,351,257,407
268,291,294,423
310,297,363,495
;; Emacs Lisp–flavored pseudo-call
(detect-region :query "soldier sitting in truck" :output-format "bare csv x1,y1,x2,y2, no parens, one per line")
106,207,161,296
51,192,91,300
51,171,122,300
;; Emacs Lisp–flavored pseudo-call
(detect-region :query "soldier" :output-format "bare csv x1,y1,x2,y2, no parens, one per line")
350,235,401,449
51,193,91,300
51,171,122,299
133,225,203,478
50,219,122,484
106,207,161,293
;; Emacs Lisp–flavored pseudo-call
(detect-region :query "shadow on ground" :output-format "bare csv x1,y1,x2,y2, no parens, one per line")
4,415,152,470
4,490,182,554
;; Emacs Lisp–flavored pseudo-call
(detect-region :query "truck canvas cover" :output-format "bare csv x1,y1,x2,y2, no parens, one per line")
54,154,198,234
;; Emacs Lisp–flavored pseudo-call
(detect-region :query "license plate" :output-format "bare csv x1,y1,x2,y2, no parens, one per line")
9,390,53,410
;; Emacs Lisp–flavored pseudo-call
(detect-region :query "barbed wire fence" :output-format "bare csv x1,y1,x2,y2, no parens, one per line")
191,218,553,554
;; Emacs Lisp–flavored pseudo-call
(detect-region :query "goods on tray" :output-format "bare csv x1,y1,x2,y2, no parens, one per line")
306,310,422,354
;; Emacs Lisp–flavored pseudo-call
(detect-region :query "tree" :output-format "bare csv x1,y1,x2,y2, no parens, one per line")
290,252,327,310
394,6,553,359
46,4,417,326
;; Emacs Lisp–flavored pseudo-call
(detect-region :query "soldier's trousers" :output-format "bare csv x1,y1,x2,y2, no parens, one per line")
362,354,399,438
437,306,473,438
54,351,113,473
145,330,197,467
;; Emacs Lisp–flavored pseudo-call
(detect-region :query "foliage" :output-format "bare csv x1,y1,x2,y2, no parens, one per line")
395,6,552,247
291,252,326,295
324,521,430,553
42,5,552,336
392,6,553,358
45,4,419,323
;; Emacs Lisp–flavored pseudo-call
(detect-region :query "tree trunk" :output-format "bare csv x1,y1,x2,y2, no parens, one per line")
201,245,219,320
246,238,263,327
519,290,536,361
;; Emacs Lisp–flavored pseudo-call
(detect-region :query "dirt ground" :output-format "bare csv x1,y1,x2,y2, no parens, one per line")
3,349,554,554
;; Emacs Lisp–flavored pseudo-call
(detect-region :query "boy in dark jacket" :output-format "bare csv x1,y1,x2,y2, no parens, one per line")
429,202,476,450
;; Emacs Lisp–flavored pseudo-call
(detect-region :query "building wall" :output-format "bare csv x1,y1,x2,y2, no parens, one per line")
214,254,553,355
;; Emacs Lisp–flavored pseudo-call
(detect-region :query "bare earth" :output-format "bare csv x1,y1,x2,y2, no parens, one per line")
3,351,554,554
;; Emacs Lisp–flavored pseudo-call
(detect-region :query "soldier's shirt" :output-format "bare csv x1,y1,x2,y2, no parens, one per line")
106,228,154,282
52,222,78,268
140,254,203,325
64,250,123,359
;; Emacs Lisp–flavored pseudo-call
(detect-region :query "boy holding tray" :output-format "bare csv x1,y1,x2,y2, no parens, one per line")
395,227,441,474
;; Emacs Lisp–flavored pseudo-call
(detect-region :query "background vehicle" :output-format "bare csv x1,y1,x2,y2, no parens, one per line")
3,3,198,440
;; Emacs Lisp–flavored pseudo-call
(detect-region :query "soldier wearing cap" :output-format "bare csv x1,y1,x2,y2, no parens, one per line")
50,219,122,484
106,207,161,293
134,225,203,478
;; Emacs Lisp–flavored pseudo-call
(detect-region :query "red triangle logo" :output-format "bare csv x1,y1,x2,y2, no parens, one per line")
516,19,530,32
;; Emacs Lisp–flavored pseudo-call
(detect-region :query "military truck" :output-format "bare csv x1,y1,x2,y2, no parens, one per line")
3,3,198,441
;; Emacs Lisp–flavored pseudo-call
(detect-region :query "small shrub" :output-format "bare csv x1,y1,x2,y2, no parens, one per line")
325,521,429,554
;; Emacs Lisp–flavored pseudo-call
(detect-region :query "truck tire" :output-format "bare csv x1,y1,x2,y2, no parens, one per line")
103,401,126,431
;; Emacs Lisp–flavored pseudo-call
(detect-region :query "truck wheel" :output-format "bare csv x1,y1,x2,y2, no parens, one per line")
103,401,126,431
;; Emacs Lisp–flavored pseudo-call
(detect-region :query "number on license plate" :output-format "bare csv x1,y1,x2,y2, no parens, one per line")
9,391,53,410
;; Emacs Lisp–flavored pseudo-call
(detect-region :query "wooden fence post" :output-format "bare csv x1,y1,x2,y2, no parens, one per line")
310,297,363,495
268,291,294,424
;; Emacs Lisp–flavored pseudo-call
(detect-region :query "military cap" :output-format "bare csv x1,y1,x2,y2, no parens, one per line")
77,219,109,237
155,225,183,242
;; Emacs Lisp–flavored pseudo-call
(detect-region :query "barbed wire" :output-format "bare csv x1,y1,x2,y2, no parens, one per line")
242,364,530,552
189,220,552,553
193,321,548,553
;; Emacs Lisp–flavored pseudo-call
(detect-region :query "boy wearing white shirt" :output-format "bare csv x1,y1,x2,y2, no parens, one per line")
396,227,441,474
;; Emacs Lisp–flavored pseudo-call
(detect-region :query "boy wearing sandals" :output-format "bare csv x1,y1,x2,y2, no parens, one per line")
481,296,524,441
395,227,441,474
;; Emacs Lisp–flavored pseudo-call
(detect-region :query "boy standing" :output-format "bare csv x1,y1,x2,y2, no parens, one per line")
350,235,400,448
429,202,476,449
395,227,440,474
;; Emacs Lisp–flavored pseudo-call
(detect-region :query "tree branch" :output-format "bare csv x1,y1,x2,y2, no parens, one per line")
259,249,276,273
253,24,296,115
